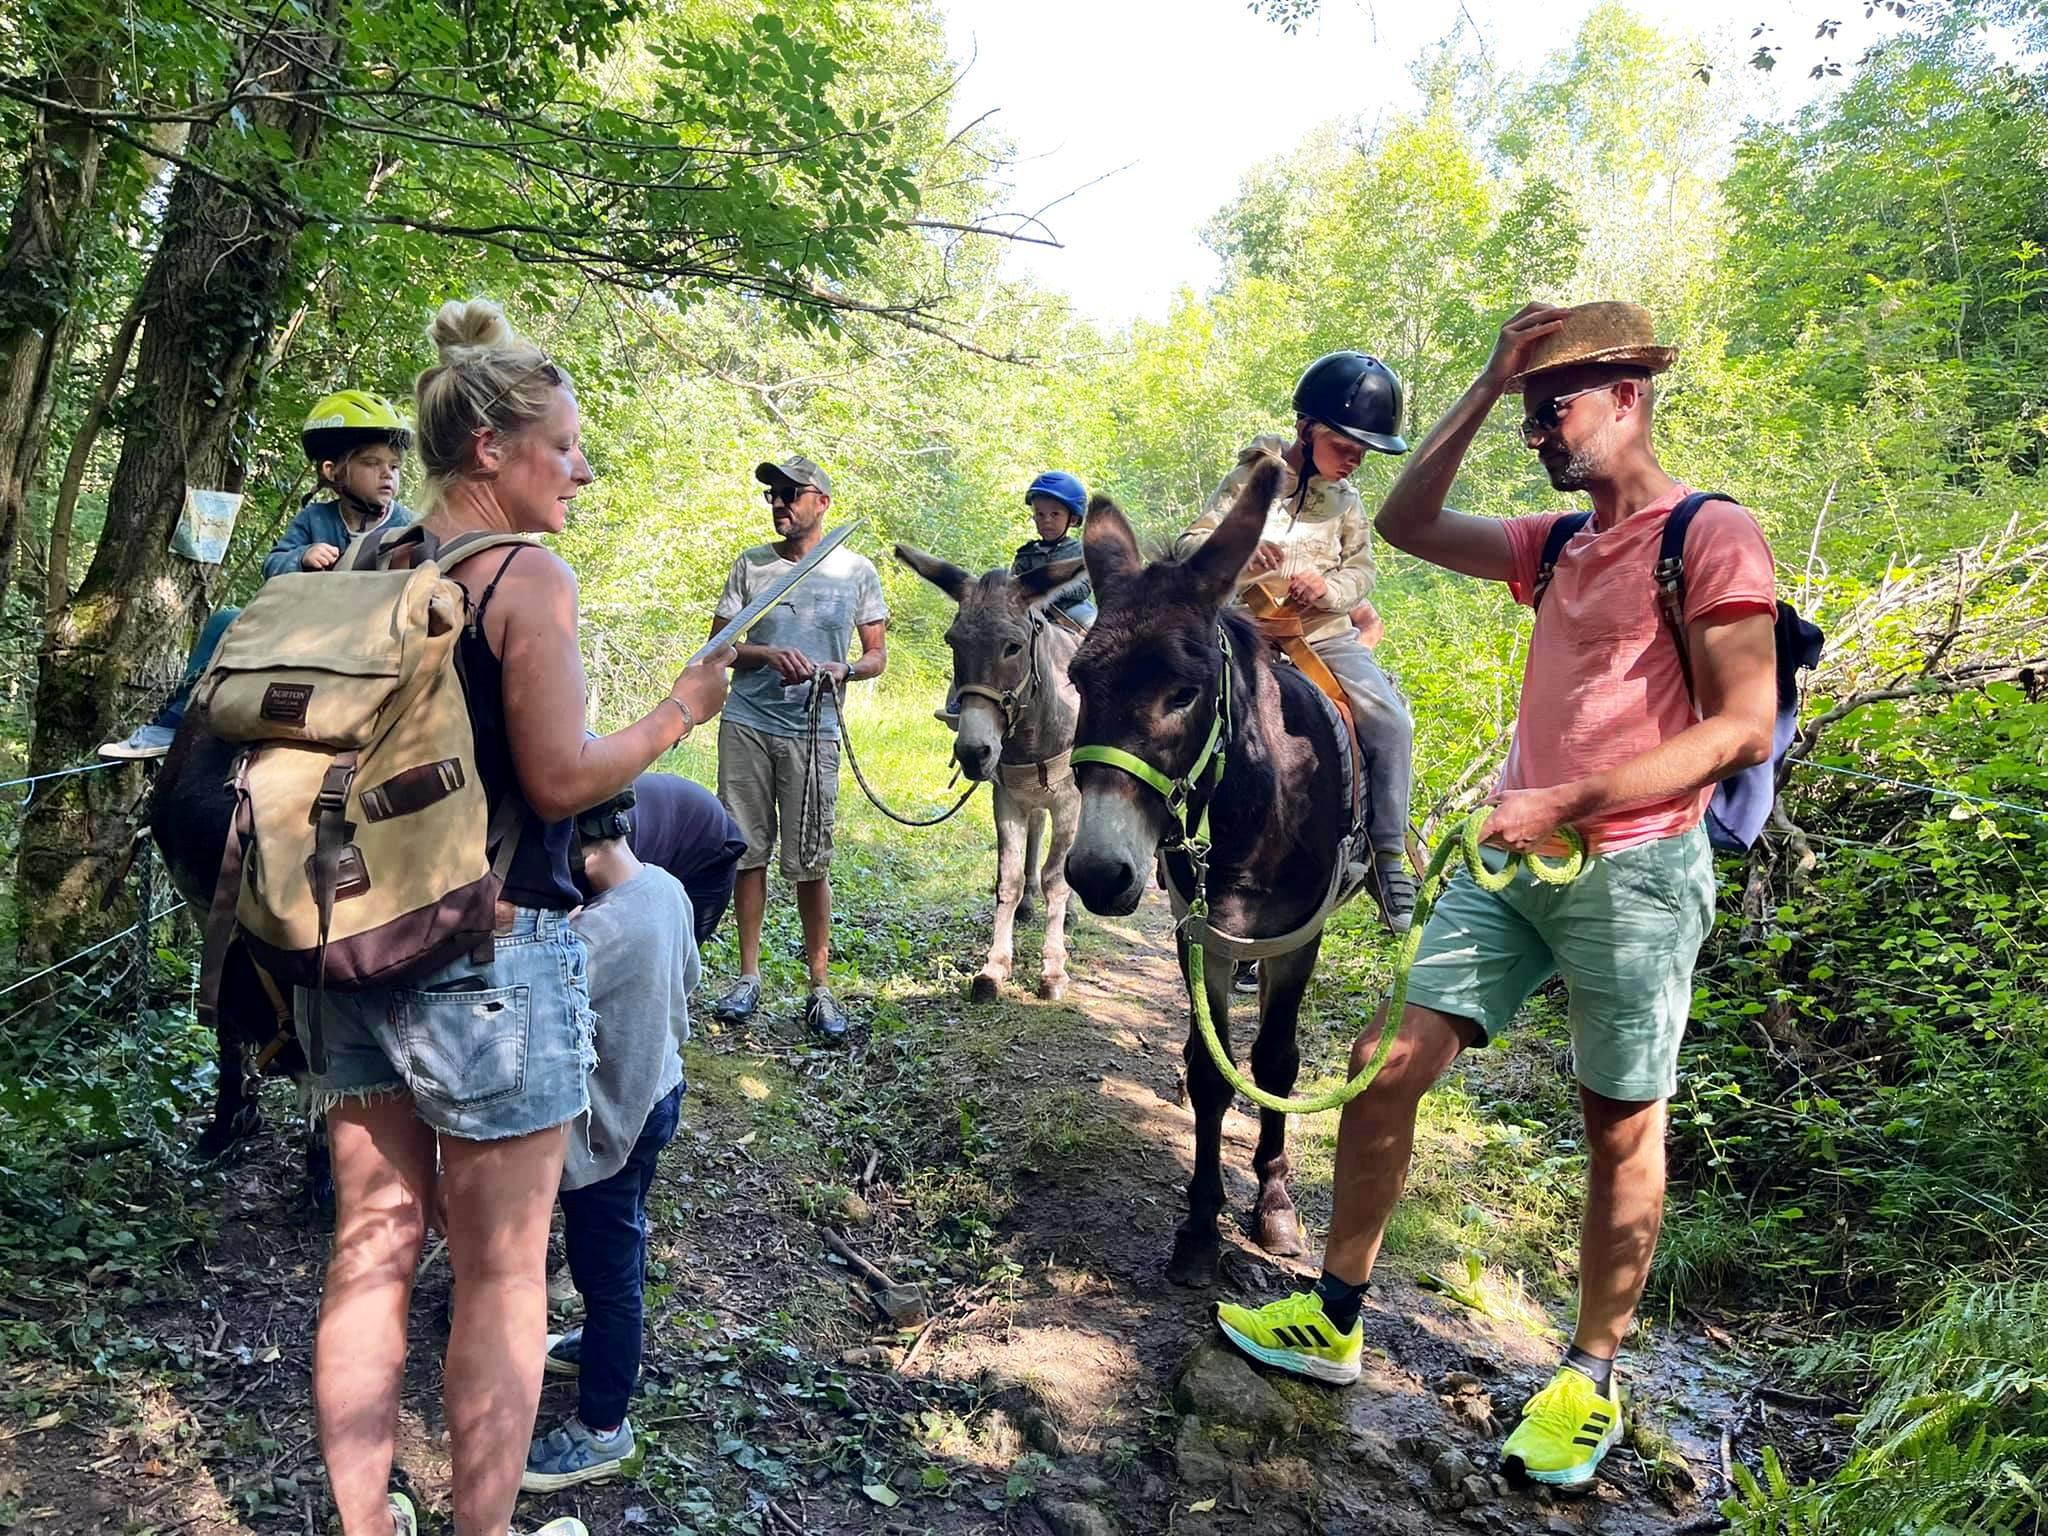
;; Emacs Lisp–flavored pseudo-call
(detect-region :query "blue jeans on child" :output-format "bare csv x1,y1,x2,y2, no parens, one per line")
560,1080,683,1429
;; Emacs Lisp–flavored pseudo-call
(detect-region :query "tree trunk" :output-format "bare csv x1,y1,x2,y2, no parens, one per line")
44,279,149,617
0,56,111,604
12,23,340,964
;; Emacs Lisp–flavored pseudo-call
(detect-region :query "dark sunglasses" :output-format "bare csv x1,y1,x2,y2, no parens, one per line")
474,359,568,422
1519,382,1617,441
763,484,818,506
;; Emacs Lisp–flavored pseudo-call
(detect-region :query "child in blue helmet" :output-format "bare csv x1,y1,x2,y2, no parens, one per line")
937,471,1094,726
1015,471,1095,627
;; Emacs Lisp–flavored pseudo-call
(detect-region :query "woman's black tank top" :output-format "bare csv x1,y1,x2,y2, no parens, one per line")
460,547,580,909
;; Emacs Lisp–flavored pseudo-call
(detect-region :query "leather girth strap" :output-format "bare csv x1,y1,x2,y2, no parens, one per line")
1237,582,1364,820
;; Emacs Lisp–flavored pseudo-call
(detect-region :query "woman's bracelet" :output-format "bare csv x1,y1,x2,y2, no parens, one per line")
665,696,696,738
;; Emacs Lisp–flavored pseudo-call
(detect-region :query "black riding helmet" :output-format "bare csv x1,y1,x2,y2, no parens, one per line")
1292,352,1409,455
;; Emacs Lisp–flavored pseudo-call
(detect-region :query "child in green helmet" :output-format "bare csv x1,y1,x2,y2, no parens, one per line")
99,389,417,759
263,389,415,576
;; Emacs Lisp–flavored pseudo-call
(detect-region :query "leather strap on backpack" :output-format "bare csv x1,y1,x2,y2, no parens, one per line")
198,758,257,1040
304,750,359,1075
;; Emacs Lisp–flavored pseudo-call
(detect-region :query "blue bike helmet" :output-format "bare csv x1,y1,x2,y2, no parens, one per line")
1024,470,1087,525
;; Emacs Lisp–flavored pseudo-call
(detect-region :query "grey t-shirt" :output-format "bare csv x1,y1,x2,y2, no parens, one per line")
563,865,698,1192
715,542,887,740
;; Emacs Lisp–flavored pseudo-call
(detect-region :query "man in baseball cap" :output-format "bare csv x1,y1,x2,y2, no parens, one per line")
707,453,887,1043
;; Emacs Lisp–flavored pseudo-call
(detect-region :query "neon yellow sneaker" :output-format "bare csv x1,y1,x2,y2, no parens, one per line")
1500,1366,1625,1487
1213,1290,1362,1385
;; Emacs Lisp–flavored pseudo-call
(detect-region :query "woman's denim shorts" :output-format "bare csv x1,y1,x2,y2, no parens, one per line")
295,907,597,1141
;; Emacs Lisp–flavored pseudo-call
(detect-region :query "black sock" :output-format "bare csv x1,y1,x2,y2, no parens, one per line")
1563,1344,1614,1391
1313,1272,1368,1334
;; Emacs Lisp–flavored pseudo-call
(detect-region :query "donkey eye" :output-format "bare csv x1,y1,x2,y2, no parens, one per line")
1166,686,1201,712
1002,641,1024,658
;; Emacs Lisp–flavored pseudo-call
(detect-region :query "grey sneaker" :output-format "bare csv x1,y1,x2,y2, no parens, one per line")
389,1493,417,1536
98,722,176,760
711,974,763,1023
522,1417,635,1492
524,1521,591,1536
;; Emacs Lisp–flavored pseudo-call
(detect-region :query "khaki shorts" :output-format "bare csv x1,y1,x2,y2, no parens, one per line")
1404,824,1716,1103
717,718,838,882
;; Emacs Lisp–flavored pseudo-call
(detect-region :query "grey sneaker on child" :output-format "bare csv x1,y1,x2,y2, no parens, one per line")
97,722,177,760
522,1417,635,1491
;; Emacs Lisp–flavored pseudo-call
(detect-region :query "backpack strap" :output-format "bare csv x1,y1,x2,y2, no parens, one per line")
1654,491,1740,702
343,522,427,571
1531,512,1592,610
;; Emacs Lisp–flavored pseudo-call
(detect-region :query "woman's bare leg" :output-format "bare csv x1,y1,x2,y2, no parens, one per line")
438,1123,570,1536
315,1092,436,1535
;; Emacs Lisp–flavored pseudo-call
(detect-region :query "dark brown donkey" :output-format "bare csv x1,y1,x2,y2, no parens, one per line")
1064,456,1359,1286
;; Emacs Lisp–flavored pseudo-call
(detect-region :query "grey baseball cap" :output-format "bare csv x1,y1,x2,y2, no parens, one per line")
755,455,832,496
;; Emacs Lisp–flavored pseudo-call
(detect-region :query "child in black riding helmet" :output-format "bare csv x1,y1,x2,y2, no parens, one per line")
98,389,416,760
264,390,415,575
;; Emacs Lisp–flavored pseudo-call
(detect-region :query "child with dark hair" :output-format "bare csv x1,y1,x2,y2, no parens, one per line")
523,788,697,1492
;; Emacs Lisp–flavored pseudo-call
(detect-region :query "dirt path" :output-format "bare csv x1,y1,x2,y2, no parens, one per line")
3,887,1767,1535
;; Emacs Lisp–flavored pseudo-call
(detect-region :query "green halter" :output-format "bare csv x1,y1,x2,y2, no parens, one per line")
1070,625,1235,873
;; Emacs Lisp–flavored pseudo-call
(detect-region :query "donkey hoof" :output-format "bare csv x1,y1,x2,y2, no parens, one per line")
970,974,1001,1005
1255,1207,1306,1258
1166,1230,1222,1289
1037,975,1067,1002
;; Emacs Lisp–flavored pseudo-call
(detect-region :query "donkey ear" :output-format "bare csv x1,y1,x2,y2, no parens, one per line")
894,543,972,603
1014,558,1086,606
1185,452,1283,607
1082,494,1141,591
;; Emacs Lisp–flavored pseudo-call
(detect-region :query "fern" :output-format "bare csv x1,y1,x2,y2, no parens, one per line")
1725,1277,2048,1536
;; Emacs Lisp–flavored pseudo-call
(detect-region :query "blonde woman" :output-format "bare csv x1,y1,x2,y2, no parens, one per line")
300,299,732,1536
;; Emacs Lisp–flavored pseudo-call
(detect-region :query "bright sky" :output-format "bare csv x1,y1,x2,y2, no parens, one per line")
939,0,1891,325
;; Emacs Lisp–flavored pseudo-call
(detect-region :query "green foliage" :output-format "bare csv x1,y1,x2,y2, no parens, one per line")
1725,1276,2048,1534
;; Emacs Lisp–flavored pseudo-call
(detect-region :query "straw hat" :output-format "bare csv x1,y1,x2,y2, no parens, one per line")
1507,301,1677,393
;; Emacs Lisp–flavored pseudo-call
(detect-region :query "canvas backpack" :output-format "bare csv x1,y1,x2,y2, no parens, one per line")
1533,491,1825,852
193,524,535,1070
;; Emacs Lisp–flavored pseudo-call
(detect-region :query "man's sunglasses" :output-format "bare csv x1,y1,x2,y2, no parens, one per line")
1519,382,1618,441
763,485,819,506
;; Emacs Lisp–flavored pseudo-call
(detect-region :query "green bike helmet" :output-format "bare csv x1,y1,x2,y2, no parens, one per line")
302,390,413,465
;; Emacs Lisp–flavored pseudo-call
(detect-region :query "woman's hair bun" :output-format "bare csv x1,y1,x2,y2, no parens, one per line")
429,298,515,361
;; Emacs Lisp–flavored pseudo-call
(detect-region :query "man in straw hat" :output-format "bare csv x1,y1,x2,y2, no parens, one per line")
1209,301,1779,1492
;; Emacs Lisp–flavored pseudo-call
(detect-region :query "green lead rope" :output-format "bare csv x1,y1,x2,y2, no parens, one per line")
1187,807,1586,1117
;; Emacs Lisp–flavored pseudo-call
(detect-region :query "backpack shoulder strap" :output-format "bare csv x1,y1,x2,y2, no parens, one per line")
434,531,539,571
1656,491,1742,697
344,522,427,571
1531,512,1592,610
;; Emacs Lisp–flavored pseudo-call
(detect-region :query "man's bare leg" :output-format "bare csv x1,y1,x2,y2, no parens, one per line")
1570,1088,1667,1360
1321,1002,1476,1286
796,875,832,989
734,865,767,978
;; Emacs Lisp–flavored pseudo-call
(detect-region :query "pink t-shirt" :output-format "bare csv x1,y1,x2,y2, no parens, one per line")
1500,485,1777,854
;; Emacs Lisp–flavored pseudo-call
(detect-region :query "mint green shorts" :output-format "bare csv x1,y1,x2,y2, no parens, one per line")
1404,824,1715,1103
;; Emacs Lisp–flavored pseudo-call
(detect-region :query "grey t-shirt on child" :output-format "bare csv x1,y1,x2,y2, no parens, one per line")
563,865,698,1192
714,542,887,741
